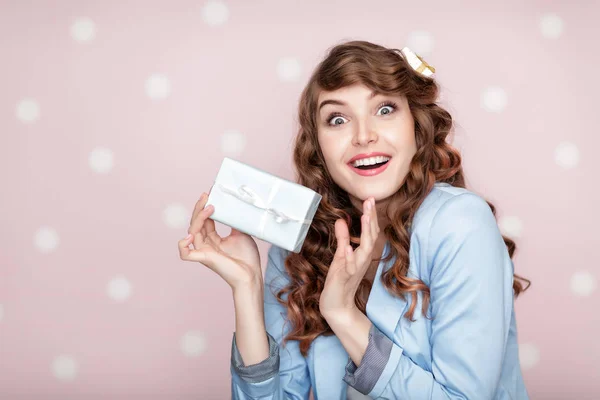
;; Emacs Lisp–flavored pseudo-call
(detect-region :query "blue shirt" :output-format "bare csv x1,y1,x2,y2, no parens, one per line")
230,182,529,399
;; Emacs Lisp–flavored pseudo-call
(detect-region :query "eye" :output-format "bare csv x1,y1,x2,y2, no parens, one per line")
376,101,398,116
325,101,398,127
326,113,347,127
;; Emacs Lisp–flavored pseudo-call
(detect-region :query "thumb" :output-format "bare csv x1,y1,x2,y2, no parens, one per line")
182,244,220,270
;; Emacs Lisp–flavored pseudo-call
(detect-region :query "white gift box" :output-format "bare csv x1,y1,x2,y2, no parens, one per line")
205,157,322,253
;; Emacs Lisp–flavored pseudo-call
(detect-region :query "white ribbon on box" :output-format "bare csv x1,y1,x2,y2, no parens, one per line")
214,179,314,237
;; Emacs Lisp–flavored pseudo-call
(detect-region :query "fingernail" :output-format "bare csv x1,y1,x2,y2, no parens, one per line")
366,201,372,210
185,233,193,240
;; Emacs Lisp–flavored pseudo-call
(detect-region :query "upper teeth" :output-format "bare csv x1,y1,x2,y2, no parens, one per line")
352,156,390,167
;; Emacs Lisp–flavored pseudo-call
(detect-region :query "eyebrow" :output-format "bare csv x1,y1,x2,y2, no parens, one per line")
318,90,382,112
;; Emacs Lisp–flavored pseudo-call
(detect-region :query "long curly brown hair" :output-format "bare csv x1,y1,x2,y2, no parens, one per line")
276,40,531,357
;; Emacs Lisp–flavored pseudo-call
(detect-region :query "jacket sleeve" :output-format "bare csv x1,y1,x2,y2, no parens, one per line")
230,244,311,400
343,193,515,399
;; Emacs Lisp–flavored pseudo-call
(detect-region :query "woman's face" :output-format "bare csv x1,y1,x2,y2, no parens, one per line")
316,83,417,212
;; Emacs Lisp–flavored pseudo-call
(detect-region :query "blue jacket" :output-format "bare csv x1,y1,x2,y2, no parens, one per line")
230,182,529,399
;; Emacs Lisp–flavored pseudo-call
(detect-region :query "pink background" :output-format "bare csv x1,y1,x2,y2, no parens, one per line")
1,0,598,398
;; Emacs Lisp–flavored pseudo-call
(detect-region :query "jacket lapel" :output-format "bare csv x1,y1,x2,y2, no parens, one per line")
313,333,349,399
365,240,407,340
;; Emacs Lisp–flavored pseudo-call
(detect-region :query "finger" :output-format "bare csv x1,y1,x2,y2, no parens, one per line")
178,233,224,271
363,198,374,246
189,192,208,225
178,234,206,262
370,197,380,240
345,244,357,275
203,190,217,236
178,234,193,259
324,219,349,284
356,200,373,265
334,219,350,261
188,192,217,237
190,204,215,248
189,193,210,234
230,227,245,236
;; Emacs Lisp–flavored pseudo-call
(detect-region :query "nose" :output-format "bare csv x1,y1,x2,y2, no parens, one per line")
352,120,378,146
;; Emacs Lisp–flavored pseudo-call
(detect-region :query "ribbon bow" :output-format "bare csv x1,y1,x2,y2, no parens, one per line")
215,181,312,237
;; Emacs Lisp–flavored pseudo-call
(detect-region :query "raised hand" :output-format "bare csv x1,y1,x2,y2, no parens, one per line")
177,190,263,291
319,197,380,318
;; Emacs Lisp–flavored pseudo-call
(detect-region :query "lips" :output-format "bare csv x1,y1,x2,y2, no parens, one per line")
348,157,391,177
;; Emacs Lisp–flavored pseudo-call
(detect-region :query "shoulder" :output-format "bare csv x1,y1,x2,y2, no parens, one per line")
411,183,508,279
411,183,502,272
411,182,495,239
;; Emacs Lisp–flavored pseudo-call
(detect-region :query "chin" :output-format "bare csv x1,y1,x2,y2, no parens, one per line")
349,188,395,204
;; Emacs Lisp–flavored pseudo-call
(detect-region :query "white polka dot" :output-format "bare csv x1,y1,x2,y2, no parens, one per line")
277,57,302,82
539,13,564,39
406,31,434,56
201,1,229,26
34,226,60,253
88,147,114,174
481,86,508,113
52,355,78,381
180,331,207,357
220,129,247,156
0,304,4,322
163,203,189,229
70,17,96,43
519,343,540,370
570,271,597,297
498,216,523,238
554,141,579,169
106,275,132,302
16,98,40,123
145,74,171,100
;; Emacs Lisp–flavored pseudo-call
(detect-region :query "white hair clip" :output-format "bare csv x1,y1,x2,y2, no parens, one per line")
398,47,436,77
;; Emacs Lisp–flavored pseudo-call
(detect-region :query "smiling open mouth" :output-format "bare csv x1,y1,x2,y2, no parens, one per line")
353,159,390,170
348,158,391,177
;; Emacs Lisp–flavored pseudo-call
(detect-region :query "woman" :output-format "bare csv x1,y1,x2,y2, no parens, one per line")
178,40,531,399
